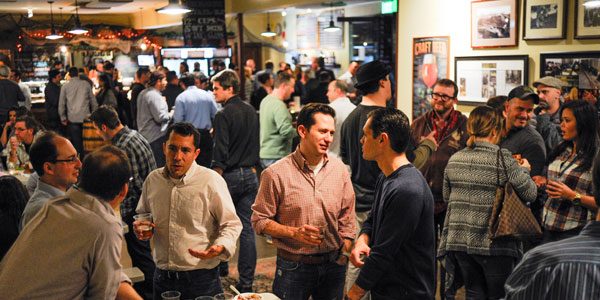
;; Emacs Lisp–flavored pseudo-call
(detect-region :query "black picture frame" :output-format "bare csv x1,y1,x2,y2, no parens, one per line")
455,55,529,105
523,0,567,40
539,52,600,99
575,0,600,39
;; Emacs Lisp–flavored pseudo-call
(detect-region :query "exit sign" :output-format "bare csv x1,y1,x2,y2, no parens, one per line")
381,0,397,14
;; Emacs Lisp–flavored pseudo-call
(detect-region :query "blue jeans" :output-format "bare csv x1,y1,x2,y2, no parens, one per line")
222,167,259,292
153,267,222,299
447,251,515,300
273,256,346,300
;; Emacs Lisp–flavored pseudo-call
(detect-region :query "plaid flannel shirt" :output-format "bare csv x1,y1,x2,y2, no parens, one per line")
543,147,595,231
112,127,157,217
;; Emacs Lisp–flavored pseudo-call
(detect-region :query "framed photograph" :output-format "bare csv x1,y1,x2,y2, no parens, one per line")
471,0,518,48
575,0,600,39
455,55,529,105
412,36,450,119
540,52,600,100
523,0,567,40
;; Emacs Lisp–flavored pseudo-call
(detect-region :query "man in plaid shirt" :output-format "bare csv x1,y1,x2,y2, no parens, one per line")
91,105,157,299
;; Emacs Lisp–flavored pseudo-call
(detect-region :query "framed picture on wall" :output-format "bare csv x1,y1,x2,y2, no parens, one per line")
471,0,518,48
575,0,600,39
455,55,529,105
540,52,600,101
412,36,450,119
523,0,567,40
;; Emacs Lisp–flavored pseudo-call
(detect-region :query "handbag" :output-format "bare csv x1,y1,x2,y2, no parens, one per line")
489,150,542,240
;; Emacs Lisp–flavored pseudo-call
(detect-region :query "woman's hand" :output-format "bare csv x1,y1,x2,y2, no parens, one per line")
519,158,531,171
546,180,576,200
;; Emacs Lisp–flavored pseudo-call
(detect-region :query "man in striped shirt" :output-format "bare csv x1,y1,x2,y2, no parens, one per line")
504,153,600,299
252,103,356,300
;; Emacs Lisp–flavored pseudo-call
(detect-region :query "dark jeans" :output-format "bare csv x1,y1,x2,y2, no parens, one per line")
123,213,156,299
153,267,223,299
273,256,346,300
448,251,515,300
221,167,259,292
196,129,213,168
65,122,83,155
542,227,582,244
149,134,167,168
434,211,450,299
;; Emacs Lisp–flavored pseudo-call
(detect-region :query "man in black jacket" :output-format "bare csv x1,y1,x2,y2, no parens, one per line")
44,69,62,132
0,65,25,125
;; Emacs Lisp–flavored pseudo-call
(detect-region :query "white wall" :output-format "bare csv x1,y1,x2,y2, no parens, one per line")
397,0,600,120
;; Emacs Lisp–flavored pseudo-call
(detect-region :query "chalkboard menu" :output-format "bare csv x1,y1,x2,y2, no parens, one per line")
182,0,227,48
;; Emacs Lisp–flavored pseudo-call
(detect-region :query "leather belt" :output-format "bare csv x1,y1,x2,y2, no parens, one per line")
277,249,338,265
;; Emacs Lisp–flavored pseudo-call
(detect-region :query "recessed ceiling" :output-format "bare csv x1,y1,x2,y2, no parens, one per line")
0,0,169,14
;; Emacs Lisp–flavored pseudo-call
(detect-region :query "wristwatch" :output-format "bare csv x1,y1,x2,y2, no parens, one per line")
572,192,582,206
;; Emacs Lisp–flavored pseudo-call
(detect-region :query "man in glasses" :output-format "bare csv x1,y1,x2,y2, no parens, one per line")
4,115,44,169
410,78,468,298
21,132,82,228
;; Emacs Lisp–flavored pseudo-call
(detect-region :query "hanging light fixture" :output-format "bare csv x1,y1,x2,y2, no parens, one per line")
46,1,63,40
68,0,88,35
261,12,276,37
324,2,341,33
156,0,191,15
584,0,600,8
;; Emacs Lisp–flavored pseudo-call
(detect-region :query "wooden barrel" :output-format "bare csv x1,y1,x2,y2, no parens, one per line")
82,119,108,155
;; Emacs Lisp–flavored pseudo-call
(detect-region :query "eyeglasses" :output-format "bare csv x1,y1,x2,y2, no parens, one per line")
430,92,455,102
52,154,80,164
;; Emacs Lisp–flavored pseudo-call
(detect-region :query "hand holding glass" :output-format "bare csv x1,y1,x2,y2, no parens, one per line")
133,213,154,240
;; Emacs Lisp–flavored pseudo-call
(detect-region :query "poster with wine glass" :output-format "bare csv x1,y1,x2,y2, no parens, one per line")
454,55,529,105
412,36,450,119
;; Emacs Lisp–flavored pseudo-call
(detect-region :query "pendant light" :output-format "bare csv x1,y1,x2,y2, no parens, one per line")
261,12,276,37
323,2,341,33
46,1,63,40
157,0,191,15
68,0,88,35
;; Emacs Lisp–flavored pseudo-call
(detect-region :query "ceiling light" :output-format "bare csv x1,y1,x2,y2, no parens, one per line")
60,45,68,53
323,2,341,33
68,0,88,35
281,10,287,17
140,43,148,51
584,0,600,8
261,12,276,37
46,1,63,40
27,8,33,18
157,0,191,15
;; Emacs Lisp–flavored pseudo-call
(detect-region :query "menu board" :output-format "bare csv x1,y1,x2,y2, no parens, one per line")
296,14,318,49
182,0,227,48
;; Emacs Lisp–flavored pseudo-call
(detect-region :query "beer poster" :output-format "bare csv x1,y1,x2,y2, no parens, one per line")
412,36,450,119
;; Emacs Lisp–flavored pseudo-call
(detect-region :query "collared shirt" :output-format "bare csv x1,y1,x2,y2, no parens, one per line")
111,126,156,217
211,96,259,171
20,180,65,229
137,87,170,143
259,94,297,159
0,187,129,299
58,77,97,123
505,221,600,300
17,82,32,110
136,162,242,271
543,146,595,231
328,97,356,158
251,148,356,255
173,86,218,130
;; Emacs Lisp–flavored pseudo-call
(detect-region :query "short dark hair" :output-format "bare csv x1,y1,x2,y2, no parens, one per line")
166,71,178,82
136,67,150,78
103,61,115,71
274,72,294,88
486,95,509,112
432,79,459,98
15,115,42,132
48,69,61,81
68,67,78,77
180,62,189,72
148,71,165,87
90,105,121,130
0,175,28,228
297,103,336,132
98,74,114,89
367,107,411,154
257,72,272,85
79,145,131,201
29,131,59,176
593,150,600,208
212,70,240,94
180,75,195,88
265,61,274,69
166,122,200,149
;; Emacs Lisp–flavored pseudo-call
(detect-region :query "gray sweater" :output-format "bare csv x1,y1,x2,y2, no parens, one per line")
438,141,537,258
58,77,97,123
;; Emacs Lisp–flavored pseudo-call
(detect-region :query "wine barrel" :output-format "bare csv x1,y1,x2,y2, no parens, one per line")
82,119,108,155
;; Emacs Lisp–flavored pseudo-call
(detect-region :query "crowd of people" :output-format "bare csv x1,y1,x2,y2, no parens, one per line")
0,56,598,300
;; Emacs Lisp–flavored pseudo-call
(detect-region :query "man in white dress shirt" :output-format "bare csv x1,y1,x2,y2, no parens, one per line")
327,80,356,158
135,122,242,299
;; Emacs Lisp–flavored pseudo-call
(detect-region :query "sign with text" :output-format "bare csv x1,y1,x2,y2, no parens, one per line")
182,0,227,48
412,36,450,119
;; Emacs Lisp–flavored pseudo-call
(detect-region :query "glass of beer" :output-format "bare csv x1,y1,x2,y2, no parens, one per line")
133,213,154,240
